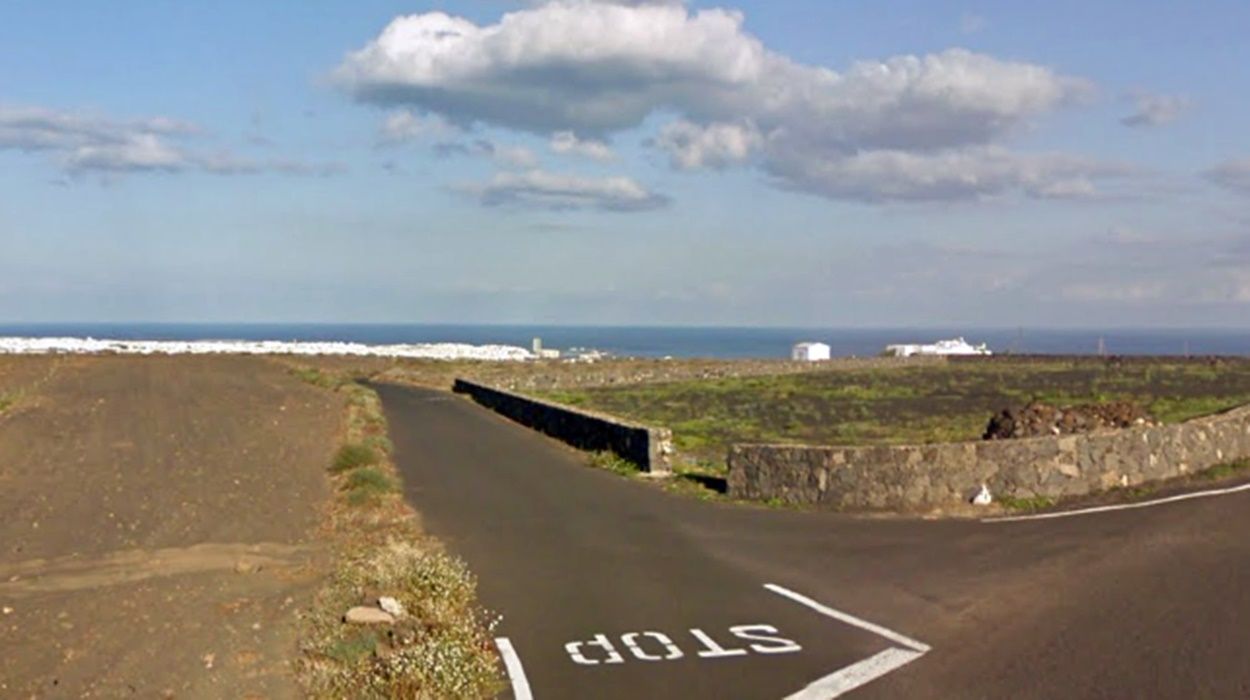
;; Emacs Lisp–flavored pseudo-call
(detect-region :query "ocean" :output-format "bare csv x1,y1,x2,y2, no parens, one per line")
2,323,1250,359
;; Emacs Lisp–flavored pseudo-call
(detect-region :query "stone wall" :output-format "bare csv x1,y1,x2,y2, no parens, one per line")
453,379,673,473
727,405,1250,511
459,356,947,392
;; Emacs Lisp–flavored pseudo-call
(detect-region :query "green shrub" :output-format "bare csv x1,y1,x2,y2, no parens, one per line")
330,443,378,473
588,451,640,476
292,366,341,389
362,434,394,455
344,467,397,505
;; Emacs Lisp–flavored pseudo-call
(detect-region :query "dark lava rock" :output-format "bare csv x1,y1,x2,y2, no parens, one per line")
983,401,1157,440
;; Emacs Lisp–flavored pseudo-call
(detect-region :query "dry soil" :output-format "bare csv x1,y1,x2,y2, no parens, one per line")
0,355,342,698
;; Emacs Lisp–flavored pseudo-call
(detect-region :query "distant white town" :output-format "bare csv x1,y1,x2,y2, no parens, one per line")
0,337,534,361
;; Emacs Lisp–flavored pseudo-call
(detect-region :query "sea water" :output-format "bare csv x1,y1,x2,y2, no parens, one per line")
2,323,1249,359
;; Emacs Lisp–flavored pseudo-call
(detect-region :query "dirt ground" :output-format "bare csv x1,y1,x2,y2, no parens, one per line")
0,355,342,698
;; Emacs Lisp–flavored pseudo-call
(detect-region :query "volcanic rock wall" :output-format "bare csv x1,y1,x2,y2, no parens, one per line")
728,405,1250,511
453,379,673,473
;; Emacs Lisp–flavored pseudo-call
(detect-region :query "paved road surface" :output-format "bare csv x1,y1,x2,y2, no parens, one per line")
377,384,1250,699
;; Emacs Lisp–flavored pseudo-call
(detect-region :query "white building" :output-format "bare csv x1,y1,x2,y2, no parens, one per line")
791,342,831,362
883,337,991,357
531,336,561,359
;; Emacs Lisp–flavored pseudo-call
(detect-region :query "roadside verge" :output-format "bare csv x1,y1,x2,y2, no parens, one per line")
287,365,503,698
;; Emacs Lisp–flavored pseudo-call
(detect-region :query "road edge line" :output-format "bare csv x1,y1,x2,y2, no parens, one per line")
495,637,534,700
981,480,1250,523
764,583,930,653
784,647,925,700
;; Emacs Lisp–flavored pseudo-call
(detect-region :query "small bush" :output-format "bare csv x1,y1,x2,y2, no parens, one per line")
363,434,394,455
331,443,378,473
292,367,341,390
588,451,640,476
326,629,380,665
344,467,397,506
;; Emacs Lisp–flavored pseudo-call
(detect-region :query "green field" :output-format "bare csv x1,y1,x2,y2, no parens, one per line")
535,358,1250,467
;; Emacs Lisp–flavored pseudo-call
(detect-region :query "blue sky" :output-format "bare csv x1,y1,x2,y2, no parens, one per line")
2,0,1249,327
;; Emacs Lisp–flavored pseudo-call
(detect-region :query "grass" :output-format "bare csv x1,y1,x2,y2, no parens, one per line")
362,434,394,455
0,393,14,414
1198,458,1250,481
586,450,641,477
330,443,379,473
535,357,1250,468
294,368,502,698
344,467,398,505
291,366,344,390
326,629,381,666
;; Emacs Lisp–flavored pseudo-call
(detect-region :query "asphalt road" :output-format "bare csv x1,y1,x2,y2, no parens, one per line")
377,383,1250,699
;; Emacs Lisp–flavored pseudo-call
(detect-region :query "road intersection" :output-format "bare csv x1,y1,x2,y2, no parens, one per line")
378,383,1250,699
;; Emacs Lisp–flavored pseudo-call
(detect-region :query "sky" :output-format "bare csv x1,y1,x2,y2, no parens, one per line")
2,0,1250,328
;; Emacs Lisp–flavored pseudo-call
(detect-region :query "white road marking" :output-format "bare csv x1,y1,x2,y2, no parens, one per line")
764,584,930,653
766,584,931,698
982,480,1250,523
495,637,534,700
784,647,926,700
689,627,750,658
621,631,684,661
565,634,625,665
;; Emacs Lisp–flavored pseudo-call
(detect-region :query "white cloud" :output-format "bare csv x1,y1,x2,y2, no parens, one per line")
763,145,1130,203
63,133,188,173
0,104,197,173
0,105,197,154
378,109,440,144
466,169,668,211
550,131,615,161
1,103,342,179
655,120,760,169
1120,91,1189,128
335,3,1108,202
1204,158,1250,195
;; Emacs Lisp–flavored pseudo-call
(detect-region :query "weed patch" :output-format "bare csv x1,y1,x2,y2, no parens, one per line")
331,443,379,473
344,467,398,505
587,451,640,477
362,435,394,455
292,366,343,390
1198,459,1250,481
